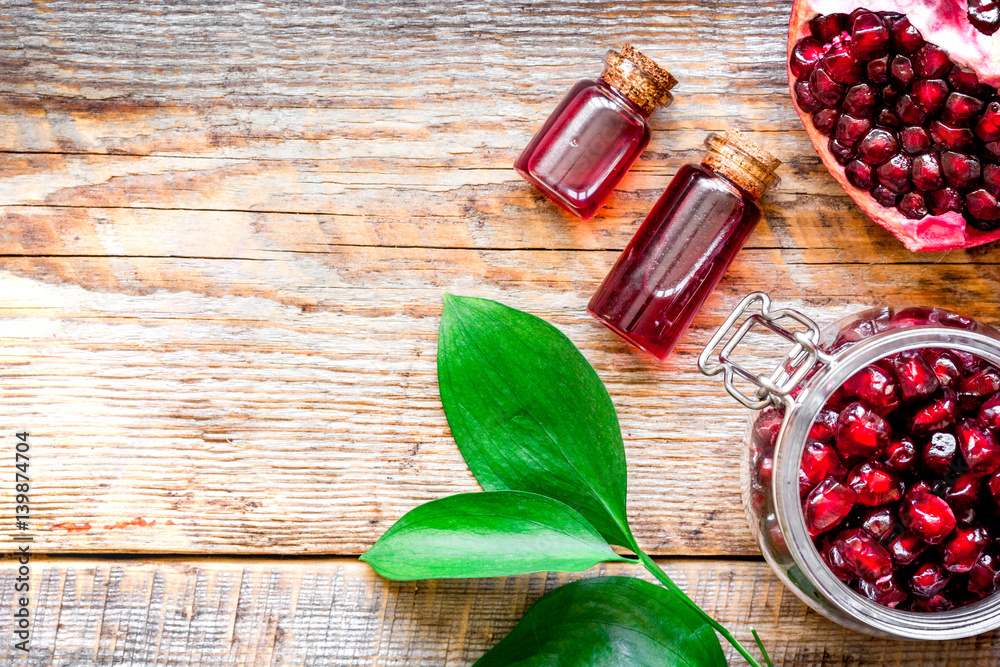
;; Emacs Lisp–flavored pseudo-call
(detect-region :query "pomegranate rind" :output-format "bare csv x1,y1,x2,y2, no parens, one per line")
789,0,1000,251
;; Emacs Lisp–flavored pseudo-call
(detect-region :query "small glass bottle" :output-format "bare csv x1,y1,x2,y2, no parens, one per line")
513,45,677,220
588,128,781,361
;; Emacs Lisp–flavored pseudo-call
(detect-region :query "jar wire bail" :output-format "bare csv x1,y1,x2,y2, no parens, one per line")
698,292,834,410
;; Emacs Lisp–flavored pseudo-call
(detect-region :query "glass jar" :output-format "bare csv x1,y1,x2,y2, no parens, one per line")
514,45,677,219
699,292,1000,639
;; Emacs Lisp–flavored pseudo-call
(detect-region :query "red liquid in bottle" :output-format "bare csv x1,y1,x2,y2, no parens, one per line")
514,80,651,219
588,164,765,361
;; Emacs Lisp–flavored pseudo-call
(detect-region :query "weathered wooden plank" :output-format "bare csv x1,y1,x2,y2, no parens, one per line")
0,557,996,666
0,241,997,556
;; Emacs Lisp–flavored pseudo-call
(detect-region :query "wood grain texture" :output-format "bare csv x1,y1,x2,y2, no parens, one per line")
0,0,999,561
3,557,999,666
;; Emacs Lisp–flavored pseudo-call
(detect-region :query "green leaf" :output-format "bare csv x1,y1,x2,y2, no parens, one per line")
438,294,634,548
361,491,629,580
474,576,726,667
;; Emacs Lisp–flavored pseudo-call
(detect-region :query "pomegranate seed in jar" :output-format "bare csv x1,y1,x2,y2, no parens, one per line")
836,402,892,458
957,418,1000,475
846,460,904,505
887,530,928,565
892,350,940,400
920,431,957,475
883,436,917,472
942,524,990,573
839,528,893,581
900,486,957,544
806,479,858,537
860,506,896,540
909,561,952,598
843,366,901,413
909,388,960,435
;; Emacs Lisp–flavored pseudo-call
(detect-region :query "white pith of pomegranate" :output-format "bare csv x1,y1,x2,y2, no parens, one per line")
788,0,1000,250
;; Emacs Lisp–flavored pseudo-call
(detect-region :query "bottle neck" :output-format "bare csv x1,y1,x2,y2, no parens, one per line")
598,47,675,116
702,132,780,201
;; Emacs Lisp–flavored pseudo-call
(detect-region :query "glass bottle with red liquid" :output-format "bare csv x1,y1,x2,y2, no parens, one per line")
588,128,781,361
513,45,677,219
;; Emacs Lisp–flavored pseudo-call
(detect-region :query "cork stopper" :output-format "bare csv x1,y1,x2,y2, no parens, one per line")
702,129,781,200
599,45,678,116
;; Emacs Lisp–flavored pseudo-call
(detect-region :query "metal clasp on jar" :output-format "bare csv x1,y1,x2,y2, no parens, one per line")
698,292,834,410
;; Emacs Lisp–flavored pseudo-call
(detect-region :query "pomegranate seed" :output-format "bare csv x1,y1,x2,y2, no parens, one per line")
926,187,964,215
790,37,824,78
937,311,977,330
856,128,898,165
911,593,956,611
884,436,916,472
755,454,774,488
910,389,960,435
968,0,1000,36
910,153,943,192
867,56,889,83
829,138,854,166
900,486,957,544
921,431,957,475
810,12,850,42
858,573,908,607
895,93,926,125
913,43,952,78
969,552,1000,595
801,439,847,488
794,80,822,113
847,460,904,506
976,101,1000,142
821,534,855,582
812,108,839,134
877,153,912,193
892,350,940,400
923,349,962,387
967,189,1000,221
890,54,915,86
753,406,784,448
836,402,892,458
809,408,839,443
942,92,986,126
899,193,928,219
941,151,982,188
887,530,928,565
911,78,949,114
909,561,952,597
949,67,986,95
900,126,931,154
843,368,900,410
860,506,896,540
810,66,846,107
990,470,1000,502
889,16,924,53
805,478,858,537
849,11,889,59
836,114,872,147
988,140,1000,159
929,121,977,151
945,472,982,512
842,83,876,117
980,394,1000,431
958,364,1000,408
823,38,864,84
878,107,902,129
957,418,1000,475
846,160,875,189
839,528,893,582
871,186,899,208
983,164,1000,196
942,524,990,573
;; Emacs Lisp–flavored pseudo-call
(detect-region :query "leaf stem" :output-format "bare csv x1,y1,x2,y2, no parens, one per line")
752,628,774,667
636,550,766,667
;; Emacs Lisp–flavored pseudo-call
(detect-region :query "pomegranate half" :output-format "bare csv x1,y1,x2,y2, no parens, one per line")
788,0,1000,251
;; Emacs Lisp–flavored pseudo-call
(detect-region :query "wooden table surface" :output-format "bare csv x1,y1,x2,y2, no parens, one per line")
3,0,1000,664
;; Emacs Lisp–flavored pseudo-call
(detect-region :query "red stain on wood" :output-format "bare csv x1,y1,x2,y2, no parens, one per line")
50,522,92,532
165,520,176,525
103,517,156,530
